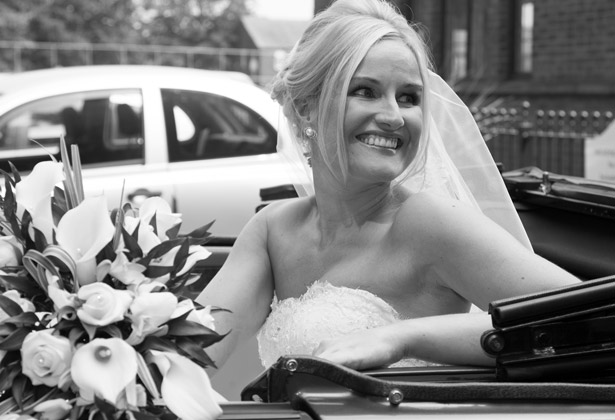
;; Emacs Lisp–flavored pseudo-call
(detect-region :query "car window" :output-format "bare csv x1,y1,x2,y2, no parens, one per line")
161,89,276,162
0,90,145,172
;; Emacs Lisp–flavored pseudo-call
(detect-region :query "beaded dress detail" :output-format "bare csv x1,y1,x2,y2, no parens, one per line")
257,281,434,368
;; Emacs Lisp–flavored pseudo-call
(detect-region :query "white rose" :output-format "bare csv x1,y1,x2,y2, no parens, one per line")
76,283,133,327
0,236,22,267
20,330,72,388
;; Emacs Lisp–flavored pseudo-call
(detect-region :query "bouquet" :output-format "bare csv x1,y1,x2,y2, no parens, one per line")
0,140,225,420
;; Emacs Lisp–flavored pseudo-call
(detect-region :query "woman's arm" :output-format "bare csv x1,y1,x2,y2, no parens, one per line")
314,195,581,370
411,194,581,309
314,312,494,369
195,205,276,372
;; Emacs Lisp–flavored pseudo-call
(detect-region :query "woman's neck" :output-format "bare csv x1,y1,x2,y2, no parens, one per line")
311,173,403,233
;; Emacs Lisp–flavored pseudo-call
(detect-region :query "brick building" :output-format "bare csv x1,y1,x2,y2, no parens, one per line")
315,0,615,112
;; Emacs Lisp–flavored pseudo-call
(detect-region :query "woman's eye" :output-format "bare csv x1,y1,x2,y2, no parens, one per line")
350,86,374,98
399,93,420,105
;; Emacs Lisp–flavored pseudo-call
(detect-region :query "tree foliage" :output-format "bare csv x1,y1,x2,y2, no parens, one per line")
0,0,140,43
136,0,250,47
0,0,249,46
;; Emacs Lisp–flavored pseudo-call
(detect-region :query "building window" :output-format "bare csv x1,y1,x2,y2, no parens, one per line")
515,1,534,74
451,29,468,82
444,0,470,83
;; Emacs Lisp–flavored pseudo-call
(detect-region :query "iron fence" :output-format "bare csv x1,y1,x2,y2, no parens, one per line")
474,103,614,176
0,40,280,86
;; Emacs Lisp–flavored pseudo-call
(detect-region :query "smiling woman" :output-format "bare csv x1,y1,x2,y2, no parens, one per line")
343,39,423,184
197,0,579,378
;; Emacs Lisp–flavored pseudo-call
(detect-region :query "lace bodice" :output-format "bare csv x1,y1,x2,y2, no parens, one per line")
257,281,434,368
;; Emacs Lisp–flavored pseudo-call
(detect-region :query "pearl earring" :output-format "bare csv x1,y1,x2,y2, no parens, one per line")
304,127,316,139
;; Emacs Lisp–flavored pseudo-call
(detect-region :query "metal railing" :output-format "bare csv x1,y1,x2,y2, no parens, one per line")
0,40,282,86
473,102,614,176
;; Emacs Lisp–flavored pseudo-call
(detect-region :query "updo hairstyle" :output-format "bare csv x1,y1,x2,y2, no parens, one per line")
270,0,434,183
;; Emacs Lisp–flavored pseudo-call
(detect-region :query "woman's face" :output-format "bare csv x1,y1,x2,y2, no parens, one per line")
342,38,423,185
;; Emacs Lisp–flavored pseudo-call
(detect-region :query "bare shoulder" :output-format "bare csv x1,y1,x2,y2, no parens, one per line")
393,191,486,245
253,196,314,235
394,191,579,307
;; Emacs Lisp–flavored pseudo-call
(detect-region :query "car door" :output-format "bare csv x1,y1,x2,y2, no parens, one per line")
160,88,292,238
0,88,175,219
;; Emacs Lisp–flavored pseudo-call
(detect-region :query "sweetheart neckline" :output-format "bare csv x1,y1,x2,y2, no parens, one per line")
271,280,401,319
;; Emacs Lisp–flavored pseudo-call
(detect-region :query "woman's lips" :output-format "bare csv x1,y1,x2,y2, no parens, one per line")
357,134,401,150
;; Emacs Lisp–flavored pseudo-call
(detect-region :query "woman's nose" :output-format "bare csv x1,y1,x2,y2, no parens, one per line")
375,97,404,130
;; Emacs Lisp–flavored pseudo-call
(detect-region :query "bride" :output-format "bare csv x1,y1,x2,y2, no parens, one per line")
196,0,579,373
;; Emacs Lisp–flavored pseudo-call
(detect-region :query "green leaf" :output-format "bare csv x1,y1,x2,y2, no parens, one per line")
143,239,183,261
165,318,218,338
140,336,178,354
121,227,143,259
175,337,217,369
2,312,39,327
111,202,125,253
190,331,228,349
149,211,158,237
0,327,30,351
186,221,214,240
165,222,181,241
51,200,67,228
130,410,165,420
70,144,84,204
32,226,49,252
22,249,62,293
11,374,28,410
0,323,16,336
0,294,23,317
99,324,123,339
8,162,21,184
171,240,190,276
52,186,68,215
94,394,117,417
0,362,21,393
0,274,43,296
2,173,22,241
143,265,174,279
60,137,78,209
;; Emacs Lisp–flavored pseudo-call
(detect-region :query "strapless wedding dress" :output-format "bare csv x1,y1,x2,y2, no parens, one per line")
257,281,435,368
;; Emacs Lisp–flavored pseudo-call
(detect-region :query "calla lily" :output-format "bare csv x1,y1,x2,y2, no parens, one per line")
15,161,64,243
177,245,211,276
55,196,115,285
149,245,211,283
149,350,223,420
138,197,182,241
124,197,181,254
71,338,137,405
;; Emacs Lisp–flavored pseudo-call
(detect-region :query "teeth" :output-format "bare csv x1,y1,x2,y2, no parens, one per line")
358,135,399,150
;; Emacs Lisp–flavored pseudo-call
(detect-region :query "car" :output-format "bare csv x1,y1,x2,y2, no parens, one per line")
224,169,615,415
0,65,292,239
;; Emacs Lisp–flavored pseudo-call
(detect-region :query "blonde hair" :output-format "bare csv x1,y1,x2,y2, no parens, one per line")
270,0,433,183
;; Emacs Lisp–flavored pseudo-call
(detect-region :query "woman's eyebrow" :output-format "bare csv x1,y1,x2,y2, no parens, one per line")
350,76,423,90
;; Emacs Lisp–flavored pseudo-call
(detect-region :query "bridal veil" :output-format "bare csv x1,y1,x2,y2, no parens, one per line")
276,70,532,250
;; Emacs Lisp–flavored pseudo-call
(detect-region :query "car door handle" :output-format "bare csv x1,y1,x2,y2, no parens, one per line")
127,188,161,206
